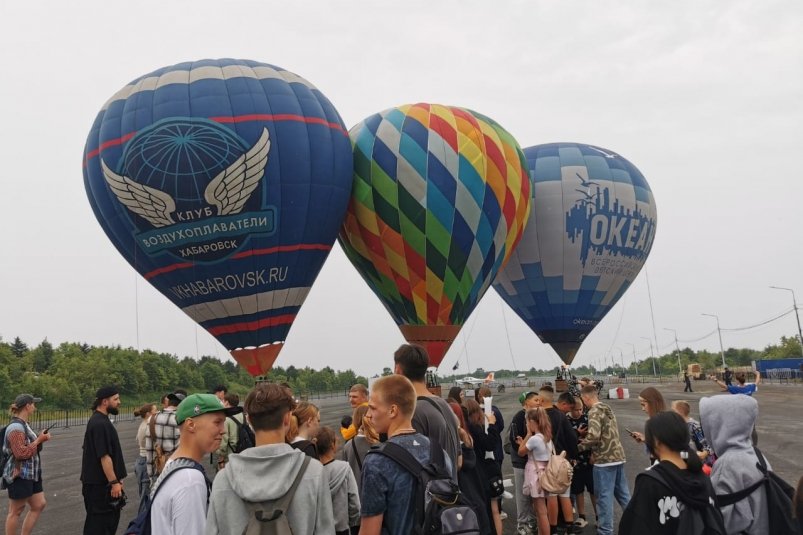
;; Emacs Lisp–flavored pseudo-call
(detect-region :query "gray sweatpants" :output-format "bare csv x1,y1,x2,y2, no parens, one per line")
513,466,536,525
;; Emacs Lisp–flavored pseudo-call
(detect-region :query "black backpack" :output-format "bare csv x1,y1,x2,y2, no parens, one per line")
367,438,480,535
227,413,255,454
717,446,800,535
640,469,727,535
125,458,209,535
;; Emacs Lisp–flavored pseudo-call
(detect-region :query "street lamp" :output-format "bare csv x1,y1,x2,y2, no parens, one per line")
664,328,683,378
770,286,803,356
702,313,727,367
640,336,657,376
626,342,638,375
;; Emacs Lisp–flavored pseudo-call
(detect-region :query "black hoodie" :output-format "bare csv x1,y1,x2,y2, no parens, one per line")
619,461,724,535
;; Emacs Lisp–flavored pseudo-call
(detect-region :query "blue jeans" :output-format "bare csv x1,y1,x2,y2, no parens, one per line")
134,455,151,513
592,463,630,535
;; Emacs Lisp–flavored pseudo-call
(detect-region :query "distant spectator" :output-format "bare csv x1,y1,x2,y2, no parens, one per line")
619,411,726,534
700,394,768,534
314,426,360,535
448,401,491,535
340,384,369,441
145,392,183,480
212,393,241,472
206,382,334,534
723,366,733,386
212,385,227,402
447,386,465,405
394,344,461,481
286,402,320,459
671,400,714,466
133,403,157,512
629,387,666,445
4,394,51,535
714,369,761,395
150,394,230,534
81,386,126,535
465,398,503,535
341,404,378,496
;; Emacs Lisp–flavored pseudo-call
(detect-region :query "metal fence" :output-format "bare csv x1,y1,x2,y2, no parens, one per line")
2,405,140,430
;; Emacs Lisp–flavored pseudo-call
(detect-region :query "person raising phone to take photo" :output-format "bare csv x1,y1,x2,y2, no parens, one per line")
3,393,52,535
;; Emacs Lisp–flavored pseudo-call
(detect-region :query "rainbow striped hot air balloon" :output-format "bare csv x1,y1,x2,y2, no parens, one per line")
339,103,531,367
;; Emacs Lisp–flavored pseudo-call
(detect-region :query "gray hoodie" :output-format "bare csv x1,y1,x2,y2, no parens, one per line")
324,459,360,531
699,394,769,535
205,443,334,535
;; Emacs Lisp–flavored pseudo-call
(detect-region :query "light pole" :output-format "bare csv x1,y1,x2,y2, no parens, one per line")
702,313,727,367
640,336,657,376
627,342,638,375
664,328,683,378
770,286,803,356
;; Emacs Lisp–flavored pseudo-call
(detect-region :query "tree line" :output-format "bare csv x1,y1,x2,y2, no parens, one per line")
0,337,367,409
439,334,802,382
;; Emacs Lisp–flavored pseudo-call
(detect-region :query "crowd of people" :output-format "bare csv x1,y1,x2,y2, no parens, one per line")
2,346,802,535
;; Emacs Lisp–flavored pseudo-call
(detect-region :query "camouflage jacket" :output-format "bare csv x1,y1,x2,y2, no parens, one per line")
579,401,626,465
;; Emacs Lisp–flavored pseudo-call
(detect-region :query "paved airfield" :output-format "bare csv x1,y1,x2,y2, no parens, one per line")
21,380,802,534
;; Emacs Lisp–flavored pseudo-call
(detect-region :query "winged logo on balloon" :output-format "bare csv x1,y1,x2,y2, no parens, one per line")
101,127,270,229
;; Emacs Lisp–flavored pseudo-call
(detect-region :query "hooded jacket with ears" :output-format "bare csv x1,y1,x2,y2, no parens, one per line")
205,443,334,534
699,394,769,535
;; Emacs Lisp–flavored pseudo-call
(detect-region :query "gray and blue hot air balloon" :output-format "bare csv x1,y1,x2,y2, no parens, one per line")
493,142,658,365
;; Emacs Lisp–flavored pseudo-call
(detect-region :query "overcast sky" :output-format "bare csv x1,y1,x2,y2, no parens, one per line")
1,1,801,377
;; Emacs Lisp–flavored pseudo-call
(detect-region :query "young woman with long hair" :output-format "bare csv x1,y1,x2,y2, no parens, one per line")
516,407,552,535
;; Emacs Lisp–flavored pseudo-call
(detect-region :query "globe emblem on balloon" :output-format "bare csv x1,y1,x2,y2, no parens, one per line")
120,118,248,204
101,117,274,263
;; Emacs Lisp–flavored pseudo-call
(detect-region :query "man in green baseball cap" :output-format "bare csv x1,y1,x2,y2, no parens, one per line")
149,393,235,534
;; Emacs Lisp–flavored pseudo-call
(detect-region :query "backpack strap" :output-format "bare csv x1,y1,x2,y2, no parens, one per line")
350,438,362,471
368,441,431,535
247,455,311,522
149,458,210,502
226,414,242,453
716,447,768,507
418,396,452,426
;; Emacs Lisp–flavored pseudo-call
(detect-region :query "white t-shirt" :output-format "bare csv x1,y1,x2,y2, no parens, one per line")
526,433,551,462
150,460,209,535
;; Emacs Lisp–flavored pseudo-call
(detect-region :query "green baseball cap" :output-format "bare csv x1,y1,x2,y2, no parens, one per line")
175,393,233,424
518,391,535,405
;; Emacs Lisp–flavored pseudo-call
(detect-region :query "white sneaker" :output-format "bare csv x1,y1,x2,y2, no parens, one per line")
574,517,588,528
499,511,508,520
502,491,514,500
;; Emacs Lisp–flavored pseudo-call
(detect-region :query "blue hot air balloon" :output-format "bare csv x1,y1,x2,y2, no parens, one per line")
493,142,658,365
83,59,353,375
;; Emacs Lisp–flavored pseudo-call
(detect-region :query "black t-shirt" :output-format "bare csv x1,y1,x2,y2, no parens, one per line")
80,411,127,484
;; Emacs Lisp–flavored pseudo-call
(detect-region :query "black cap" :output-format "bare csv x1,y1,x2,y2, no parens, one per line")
14,394,42,407
95,385,119,400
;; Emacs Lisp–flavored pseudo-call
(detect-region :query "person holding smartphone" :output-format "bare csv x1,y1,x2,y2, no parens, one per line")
3,393,52,535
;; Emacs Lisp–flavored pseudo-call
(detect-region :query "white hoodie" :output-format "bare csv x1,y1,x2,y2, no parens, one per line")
205,443,334,535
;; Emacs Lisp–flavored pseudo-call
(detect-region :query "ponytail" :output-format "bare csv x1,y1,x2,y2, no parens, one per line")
681,445,703,473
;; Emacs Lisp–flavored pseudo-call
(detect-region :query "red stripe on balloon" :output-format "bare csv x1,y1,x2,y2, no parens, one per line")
143,243,332,280
83,132,137,166
208,314,297,336
209,114,347,135
83,114,347,166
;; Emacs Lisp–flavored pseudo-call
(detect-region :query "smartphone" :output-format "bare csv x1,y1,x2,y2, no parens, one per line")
42,424,55,434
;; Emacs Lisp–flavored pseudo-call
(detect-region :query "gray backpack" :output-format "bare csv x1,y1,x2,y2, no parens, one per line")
242,456,310,535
